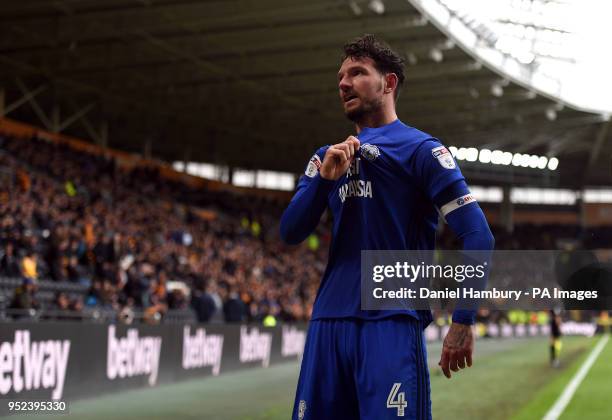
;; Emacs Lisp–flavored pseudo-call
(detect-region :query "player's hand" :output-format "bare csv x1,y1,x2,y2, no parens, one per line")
319,136,360,180
438,323,474,379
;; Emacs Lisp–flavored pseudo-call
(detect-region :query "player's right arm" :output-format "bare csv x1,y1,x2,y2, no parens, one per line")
280,137,360,245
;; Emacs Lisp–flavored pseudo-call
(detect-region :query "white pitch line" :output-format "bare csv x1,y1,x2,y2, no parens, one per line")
542,334,610,420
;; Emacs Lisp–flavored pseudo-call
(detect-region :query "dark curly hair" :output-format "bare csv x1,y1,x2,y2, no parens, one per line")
342,34,405,100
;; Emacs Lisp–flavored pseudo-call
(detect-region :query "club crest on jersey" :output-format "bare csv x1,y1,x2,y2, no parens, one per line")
360,143,380,161
298,400,307,419
432,146,456,169
305,154,322,178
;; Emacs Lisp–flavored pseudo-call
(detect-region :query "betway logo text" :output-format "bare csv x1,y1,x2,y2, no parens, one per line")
182,326,223,375
281,326,305,358
239,327,272,367
106,326,162,386
0,330,70,400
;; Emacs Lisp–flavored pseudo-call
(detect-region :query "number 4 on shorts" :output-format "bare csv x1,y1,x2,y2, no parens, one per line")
387,382,407,417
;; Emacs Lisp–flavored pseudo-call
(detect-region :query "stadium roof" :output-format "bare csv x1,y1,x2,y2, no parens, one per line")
425,0,612,114
0,0,610,188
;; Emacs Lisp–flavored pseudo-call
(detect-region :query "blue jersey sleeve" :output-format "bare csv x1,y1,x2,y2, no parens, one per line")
280,147,335,245
447,202,495,325
434,180,495,325
412,139,464,200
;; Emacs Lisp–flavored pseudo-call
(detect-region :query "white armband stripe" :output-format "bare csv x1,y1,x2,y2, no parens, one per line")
440,193,476,216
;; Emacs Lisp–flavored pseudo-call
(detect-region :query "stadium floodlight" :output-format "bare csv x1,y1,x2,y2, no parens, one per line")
406,52,418,65
444,39,456,49
456,147,468,160
368,0,385,14
584,189,612,203
490,150,503,165
349,0,362,16
537,156,548,169
470,186,503,203
548,157,559,170
186,162,198,174
465,147,479,162
501,152,513,166
429,48,444,62
520,154,531,168
517,50,536,65
491,83,504,97
450,146,555,170
478,149,492,164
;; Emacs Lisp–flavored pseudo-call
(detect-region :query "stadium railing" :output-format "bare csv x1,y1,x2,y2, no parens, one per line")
0,276,197,324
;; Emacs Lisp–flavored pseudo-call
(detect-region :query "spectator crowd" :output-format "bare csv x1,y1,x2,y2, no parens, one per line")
1,134,610,324
0,134,326,324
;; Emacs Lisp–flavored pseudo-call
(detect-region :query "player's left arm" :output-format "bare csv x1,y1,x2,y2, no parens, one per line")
412,139,495,378
434,179,494,378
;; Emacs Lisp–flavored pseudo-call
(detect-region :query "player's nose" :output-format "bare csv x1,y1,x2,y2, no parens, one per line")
338,76,351,92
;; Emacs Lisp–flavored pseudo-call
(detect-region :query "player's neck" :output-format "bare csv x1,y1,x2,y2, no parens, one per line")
355,108,397,134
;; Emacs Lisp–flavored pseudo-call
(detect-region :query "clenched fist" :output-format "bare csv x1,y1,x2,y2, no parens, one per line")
319,136,361,181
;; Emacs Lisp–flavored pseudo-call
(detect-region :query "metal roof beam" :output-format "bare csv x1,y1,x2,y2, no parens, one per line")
105,57,479,92
0,13,434,57
50,35,448,77
434,114,601,149
14,77,52,130
57,101,96,132
582,118,611,183
0,0,356,23
0,54,270,144
3,82,47,116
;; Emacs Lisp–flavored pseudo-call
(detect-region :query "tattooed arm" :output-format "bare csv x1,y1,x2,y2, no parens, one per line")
438,323,474,379
433,181,493,378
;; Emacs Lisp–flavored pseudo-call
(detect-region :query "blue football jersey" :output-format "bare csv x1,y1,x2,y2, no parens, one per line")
294,119,465,322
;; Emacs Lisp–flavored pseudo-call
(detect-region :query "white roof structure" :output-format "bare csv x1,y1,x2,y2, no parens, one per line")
413,0,612,114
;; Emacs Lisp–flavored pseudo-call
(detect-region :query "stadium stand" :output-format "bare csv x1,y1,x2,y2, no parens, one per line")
0,133,328,324
1,131,609,327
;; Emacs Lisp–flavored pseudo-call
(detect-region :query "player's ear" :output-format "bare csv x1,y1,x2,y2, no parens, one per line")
384,73,398,96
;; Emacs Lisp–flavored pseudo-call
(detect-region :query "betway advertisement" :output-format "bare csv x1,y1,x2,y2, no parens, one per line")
0,322,307,402
0,321,598,403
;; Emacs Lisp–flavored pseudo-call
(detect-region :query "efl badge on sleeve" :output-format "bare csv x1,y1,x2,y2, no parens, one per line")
305,154,322,177
432,146,456,169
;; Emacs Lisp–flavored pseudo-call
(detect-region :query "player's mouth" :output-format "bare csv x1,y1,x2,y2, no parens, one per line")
343,94,359,105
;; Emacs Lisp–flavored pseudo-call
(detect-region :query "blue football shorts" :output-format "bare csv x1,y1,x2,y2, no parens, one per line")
292,316,431,419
